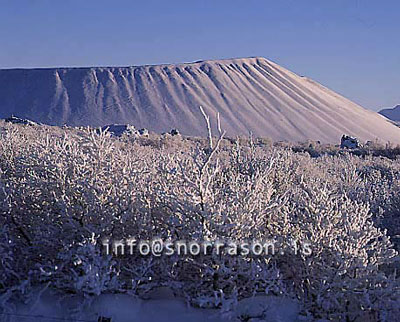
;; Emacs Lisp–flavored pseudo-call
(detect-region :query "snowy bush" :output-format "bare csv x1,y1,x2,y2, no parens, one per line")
0,119,399,320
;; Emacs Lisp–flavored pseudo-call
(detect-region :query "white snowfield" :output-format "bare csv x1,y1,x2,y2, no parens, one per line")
1,57,400,143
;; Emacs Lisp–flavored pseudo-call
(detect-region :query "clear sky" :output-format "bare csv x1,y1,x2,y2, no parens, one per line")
0,0,399,111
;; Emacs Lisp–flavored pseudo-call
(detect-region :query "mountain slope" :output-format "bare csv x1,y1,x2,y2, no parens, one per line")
1,57,400,143
379,105,400,123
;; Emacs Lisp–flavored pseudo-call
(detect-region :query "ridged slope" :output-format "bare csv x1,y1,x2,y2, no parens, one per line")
1,57,400,143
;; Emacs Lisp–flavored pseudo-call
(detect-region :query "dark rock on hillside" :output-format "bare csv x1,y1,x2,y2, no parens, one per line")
5,115,38,126
101,124,137,137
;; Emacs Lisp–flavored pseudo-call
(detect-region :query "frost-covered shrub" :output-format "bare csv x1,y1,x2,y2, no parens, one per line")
0,120,399,320
49,235,119,296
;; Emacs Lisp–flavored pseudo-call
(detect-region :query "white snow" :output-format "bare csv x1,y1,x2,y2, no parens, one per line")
3,289,300,322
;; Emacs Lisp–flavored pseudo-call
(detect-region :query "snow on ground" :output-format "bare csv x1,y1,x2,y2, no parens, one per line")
2,289,300,322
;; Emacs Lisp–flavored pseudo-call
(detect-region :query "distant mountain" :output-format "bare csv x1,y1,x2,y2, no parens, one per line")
379,105,400,123
1,57,400,143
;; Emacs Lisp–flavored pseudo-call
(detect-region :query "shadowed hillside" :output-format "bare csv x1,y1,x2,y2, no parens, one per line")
379,105,400,124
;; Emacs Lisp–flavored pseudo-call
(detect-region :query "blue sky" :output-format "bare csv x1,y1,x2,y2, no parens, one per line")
0,0,399,110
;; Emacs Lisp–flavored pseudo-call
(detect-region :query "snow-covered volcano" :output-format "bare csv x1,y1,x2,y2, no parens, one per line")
1,57,400,143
